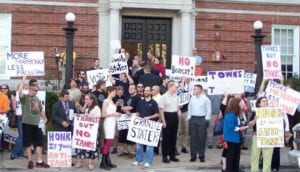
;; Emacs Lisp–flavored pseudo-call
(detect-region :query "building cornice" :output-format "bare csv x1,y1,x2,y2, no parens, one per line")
196,8,300,17
0,0,98,7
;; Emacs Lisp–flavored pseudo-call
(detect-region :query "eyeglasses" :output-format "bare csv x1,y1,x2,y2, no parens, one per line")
1,87,7,90
137,86,144,88
81,73,86,75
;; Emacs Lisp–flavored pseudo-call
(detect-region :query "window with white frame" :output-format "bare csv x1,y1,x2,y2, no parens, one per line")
272,25,299,79
0,14,12,79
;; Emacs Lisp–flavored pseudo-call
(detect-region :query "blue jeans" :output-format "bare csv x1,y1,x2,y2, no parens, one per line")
11,117,24,156
136,143,154,164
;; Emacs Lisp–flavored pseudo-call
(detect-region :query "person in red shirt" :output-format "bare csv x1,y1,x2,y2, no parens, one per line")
154,57,166,77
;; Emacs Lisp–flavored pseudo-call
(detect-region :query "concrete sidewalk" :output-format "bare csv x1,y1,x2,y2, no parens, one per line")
0,138,292,171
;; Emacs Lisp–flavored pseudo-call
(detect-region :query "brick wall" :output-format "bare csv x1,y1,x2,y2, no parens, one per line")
196,1,300,73
0,1,98,79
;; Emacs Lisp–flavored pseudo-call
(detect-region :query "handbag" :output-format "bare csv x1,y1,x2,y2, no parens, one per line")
213,118,223,135
8,111,18,128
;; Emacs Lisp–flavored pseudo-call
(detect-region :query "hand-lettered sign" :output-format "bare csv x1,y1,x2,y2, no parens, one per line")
207,70,244,95
72,114,100,151
6,51,45,76
86,69,112,89
170,55,196,77
256,108,284,148
47,132,72,167
109,54,128,75
116,114,132,130
127,116,162,147
265,80,300,115
261,45,282,79
244,72,257,93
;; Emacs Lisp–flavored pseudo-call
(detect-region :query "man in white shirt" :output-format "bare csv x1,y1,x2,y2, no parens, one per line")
187,84,211,163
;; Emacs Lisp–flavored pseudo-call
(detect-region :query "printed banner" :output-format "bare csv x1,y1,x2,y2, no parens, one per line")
109,54,128,75
86,69,112,89
127,116,162,147
170,55,196,77
3,124,18,144
207,70,244,95
178,92,190,106
244,72,257,93
265,80,300,115
72,114,100,151
261,45,282,79
47,132,72,167
256,108,284,148
6,51,45,76
116,114,132,130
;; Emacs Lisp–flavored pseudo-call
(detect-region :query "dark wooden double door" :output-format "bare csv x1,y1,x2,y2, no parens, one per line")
122,17,172,68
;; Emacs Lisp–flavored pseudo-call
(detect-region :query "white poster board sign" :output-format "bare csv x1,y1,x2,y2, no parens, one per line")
178,92,190,106
127,116,162,147
265,80,300,115
261,45,282,79
47,132,72,167
86,69,112,89
116,114,132,130
3,124,18,144
72,114,100,151
189,75,209,91
207,70,244,95
170,55,196,77
109,54,128,75
256,108,284,148
244,72,257,93
6,51,45,76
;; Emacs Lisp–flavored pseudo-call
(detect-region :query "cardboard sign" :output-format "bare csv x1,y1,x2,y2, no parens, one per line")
110,40,121,50
170,55,196,77
109,54,128,75
47,132,72,167
261,45,282,79
256,108,284,148
6,51,45,76
86,69,112,89
265,80,300,115
244,72,257,93
116,114,133,130
207,70,244,95
3,124,18,144
178,92,190,106
127,116,162,147
72,114,100,151
189,75,209,91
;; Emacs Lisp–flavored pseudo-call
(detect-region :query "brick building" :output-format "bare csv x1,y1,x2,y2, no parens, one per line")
0,0,299,81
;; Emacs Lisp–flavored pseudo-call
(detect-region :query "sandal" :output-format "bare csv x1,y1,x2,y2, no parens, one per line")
88,164,94,170
75,161,83,168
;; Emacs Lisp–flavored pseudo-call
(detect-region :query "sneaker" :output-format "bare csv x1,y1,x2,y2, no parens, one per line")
111,147,118,154
144,163,150,167
132,161,143,166
36,161,50,168
28,161,34,169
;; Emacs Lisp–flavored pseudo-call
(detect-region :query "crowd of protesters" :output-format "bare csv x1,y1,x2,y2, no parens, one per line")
0,47,298,172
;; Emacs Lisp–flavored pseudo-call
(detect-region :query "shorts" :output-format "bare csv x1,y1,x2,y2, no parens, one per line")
23,123,44,147
118,129,134,144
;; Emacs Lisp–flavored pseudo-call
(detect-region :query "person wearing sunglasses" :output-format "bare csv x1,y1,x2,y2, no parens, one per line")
18,76,49,169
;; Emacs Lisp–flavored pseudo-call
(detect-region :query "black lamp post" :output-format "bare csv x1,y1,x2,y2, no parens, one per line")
252,20,265,93
63,12,77,89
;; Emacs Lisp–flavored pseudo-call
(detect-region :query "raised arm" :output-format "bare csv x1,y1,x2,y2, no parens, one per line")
18,76,26,99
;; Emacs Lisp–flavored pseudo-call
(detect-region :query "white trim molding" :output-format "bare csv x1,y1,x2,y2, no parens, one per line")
0,0,98,7
204,0,300,6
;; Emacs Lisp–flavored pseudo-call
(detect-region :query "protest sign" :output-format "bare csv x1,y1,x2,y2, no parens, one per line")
170,55,196,77
189,75,209,91
6,51,44,76
110,40,121,50
256,108,284,148
265,80,300,115
72,114,99,151
47,132,72,167
261,45,282,79
116,114,134,130
109,54,128,75
244,72,257,93
127,116,162,147
178,92,190,106
207,70,244,95
86,69,112,89
3,124,18,144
